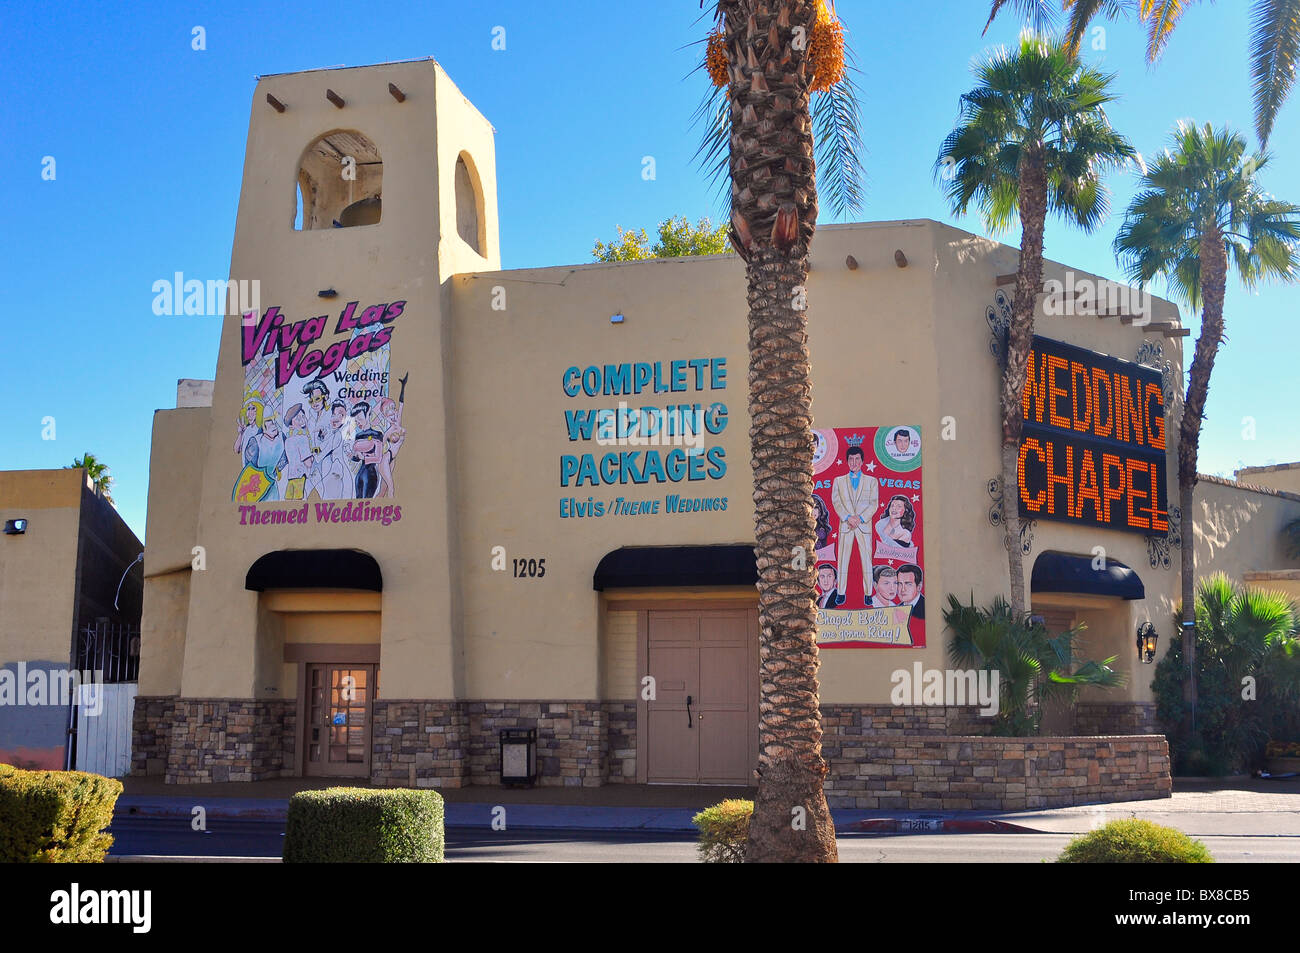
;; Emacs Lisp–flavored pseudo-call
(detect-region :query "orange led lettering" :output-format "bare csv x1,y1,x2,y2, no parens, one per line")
1047,355,1071,429
1091,367,1113,438
1070,361,1093,432
1148,460,1169,532
1126,456,1150,529
1075,449,1102,521
1018,439,1046,512
1022,349,1048,424
1101,452,1127,524
1045,440,1074,518
1146,381,1166,449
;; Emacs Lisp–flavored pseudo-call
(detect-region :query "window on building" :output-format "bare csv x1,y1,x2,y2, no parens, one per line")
295,130,382,230
455,153,484,255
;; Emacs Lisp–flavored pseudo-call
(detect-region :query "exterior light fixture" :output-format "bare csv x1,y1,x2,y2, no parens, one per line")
500,728,537,786
610,313,624,324
3,518,27,535
1137,621,1158,664
318,288,338,298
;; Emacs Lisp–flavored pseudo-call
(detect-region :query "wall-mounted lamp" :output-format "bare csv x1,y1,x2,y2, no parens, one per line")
3,519,27,535
318,288,338,299
1137,621,1159,664
610,313,625,324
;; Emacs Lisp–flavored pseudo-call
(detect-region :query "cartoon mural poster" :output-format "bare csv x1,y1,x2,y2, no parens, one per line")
811,425,925,648
233,302,409,504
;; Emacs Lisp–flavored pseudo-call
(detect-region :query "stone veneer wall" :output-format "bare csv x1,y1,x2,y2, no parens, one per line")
603,701,637,783
464,701,605,787
821,704,995,738
370,700,468,788
823,735,1172,810
131,696,178,777
142,699,295,783
1074,702,1160,736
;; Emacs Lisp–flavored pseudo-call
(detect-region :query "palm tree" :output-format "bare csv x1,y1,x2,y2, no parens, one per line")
985,0,1300,145
698,0,863,863
1114,123,1300,704
68,452,114,504
1153,573,1298,772
936,33,1135,617
945,594,1125,735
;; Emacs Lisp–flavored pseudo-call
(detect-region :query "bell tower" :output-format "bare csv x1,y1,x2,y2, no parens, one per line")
179,60,499,706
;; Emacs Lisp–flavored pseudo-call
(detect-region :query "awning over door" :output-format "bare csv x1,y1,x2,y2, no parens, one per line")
1030,550,1144,600
246,549,383,592
593,545,757,591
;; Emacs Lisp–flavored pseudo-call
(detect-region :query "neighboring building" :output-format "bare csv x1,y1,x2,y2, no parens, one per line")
0,468,143,770
131,59,1294,807
1200,467,1300,602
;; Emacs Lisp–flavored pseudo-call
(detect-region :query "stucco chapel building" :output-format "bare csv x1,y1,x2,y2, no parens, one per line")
132,59,1300,809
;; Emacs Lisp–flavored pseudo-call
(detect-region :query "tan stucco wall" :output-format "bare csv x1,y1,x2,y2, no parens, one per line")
1235,463,1300,495
600,609,638,701
138,569,190,696
0,469,82,664
1194,477,1300,587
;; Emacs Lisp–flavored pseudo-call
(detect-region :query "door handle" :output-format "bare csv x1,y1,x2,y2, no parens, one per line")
686,695,693,728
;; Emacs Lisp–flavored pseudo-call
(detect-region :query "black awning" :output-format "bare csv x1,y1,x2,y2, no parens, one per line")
1030,551,1144,600
245,549,382,592
593,545,757,591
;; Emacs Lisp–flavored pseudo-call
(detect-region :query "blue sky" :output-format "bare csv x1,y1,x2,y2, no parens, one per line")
4,1,1296,539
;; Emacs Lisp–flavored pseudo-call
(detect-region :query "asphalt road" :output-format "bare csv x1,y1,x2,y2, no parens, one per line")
108,817,1300,863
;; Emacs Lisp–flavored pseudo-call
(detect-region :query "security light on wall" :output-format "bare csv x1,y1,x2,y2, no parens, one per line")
610,313,624,324
3,519,27,535
1137,622,1159,664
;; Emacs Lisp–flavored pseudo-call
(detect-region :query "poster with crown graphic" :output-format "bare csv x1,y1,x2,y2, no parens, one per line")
810,425,926,648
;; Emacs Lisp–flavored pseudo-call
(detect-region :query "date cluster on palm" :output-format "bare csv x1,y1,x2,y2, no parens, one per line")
708,0,845,92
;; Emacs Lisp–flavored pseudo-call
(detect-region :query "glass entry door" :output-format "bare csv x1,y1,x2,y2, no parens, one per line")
304,663,376,777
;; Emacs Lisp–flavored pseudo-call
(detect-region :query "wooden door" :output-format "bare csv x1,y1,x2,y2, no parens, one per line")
304,663,375,777
644,608,757,783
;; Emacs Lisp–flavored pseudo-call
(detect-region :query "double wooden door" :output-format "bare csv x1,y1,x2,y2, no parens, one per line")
304,663,376,777
642,608,758,784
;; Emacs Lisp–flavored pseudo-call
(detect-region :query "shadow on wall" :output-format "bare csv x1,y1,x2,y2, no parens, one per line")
1196,482,1294,574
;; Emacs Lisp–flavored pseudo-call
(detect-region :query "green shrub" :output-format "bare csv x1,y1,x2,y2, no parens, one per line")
1154,575,1299,774
692,799,752,863
1058,819,1213,864
283,787,444,863
0,766,122,862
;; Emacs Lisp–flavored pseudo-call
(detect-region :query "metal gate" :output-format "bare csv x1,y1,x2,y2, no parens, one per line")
69,622,140,776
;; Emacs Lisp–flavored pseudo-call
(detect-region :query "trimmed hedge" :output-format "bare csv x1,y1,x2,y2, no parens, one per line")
0,764,122,863
692,799,752,863
1058,819,1214,864
283,787,444,863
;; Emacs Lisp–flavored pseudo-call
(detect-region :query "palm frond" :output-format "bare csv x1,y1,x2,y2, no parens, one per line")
811,50,867,218
984,0,1058,35
1249,0,1300,144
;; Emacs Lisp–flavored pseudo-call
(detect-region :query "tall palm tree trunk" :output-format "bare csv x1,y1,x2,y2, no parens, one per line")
743,245,838,863
1178,228,1229,708
1001,149,1049,617
721,0,836,863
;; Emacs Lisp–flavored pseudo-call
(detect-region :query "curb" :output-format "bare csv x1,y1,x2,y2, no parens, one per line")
844,817,1043,834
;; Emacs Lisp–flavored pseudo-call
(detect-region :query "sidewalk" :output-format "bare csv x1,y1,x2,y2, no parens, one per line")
115,776,1300,837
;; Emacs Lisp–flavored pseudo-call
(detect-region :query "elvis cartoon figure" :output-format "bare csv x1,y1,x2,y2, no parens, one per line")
831,444,879,605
